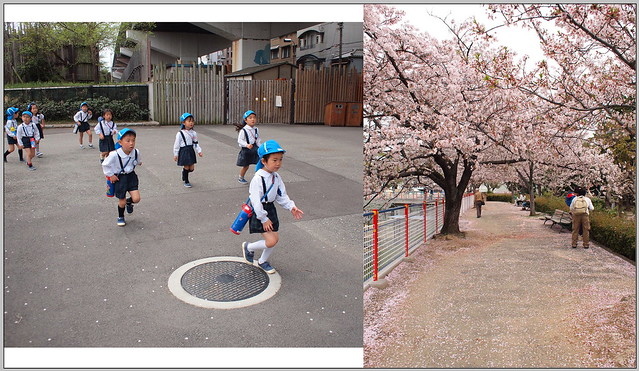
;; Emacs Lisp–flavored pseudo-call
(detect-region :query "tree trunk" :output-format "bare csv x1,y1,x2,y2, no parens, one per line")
528,161,537,216
440,189,464,234
438,158,473,235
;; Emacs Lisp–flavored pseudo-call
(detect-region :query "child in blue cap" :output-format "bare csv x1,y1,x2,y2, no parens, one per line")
235,110,261,184
173,113,203,188
241,140,304,274
16,111,40,170
4,107,23,162
102,128,142,226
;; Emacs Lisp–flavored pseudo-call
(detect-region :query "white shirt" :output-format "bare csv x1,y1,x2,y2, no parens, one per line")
237,125,261,148
31,113,45,125
16,122,41,143
102,148,141,176
569,196,595,215
73,110,92,123
249,169,296,223
173,129,202,156
5,119,17,137
95,120,118,136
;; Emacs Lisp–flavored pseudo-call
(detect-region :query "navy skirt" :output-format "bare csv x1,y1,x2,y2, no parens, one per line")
177,145,197,166
99,135,115,152
236,146,259,166
249,202,279,233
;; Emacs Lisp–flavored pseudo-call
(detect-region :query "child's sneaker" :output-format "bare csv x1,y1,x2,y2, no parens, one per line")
238,177,248,184
242,242,254,264
126,200,134,214
184,182,192,188
88,143,94,149
117,217,126,226
28,165,36,171
258,261,276,274
36,152,43,157
80,145,85,149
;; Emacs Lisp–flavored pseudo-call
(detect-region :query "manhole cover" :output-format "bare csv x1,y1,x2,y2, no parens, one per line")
168,257,281,309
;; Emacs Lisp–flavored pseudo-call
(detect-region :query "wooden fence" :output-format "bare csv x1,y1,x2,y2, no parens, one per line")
152,64,362,125
152,65,225,125
294,67,363,124
227,80,293,125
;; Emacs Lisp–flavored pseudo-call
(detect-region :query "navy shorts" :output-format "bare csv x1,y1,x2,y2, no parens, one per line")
114,172,139,199
6,134,17,145
249,202,279,233
78,122,91,133
20,137,35,149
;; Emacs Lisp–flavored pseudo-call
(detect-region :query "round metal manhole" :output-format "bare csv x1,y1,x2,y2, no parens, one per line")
168,257,281,309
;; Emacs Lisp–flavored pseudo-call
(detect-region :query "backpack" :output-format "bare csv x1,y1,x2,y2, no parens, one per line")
572,196,588,215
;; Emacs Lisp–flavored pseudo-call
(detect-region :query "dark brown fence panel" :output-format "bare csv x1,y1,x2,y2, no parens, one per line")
294,67,363,124
227,80,292,125
152,65,225,125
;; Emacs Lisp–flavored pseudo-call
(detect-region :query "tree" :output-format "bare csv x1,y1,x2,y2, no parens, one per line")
364,4,623,232
364,5,535,234
486,4,636,205
4,22,118,83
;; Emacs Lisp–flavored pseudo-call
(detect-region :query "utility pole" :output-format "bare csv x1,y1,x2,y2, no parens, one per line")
338,22,343,69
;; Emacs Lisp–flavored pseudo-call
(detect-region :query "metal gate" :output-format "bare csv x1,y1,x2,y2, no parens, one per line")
227,80,293,125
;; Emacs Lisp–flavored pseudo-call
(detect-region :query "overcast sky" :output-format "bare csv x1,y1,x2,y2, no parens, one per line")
394,4,546,69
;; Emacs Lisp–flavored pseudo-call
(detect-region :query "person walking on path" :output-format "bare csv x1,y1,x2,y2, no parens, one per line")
569,188,594,249
16,111,40,170
102,128,142,226
173,112,203,188
474,188,487,218
4,107,23,162
235,110,261,184
241,140,304,274
27,103,45,158
95,108,118,163
73,102,94,149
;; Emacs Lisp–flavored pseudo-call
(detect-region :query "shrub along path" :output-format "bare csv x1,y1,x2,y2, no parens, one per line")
364,201,636,368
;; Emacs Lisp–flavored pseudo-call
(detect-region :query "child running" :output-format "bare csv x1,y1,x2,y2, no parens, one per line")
94,108,118,163
102,128,142,226
173,112,203,188
4,107,23,162
27,102,45,157
16,111,40,170
235,110,261,184
73,101,94,149
242,140,304,274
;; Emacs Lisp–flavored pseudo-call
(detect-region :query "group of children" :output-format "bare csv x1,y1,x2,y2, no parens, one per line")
171,109,304,274
4,103,45,169
5,103,303,274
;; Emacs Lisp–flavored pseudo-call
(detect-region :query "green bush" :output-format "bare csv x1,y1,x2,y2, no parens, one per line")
5,97,148,122
536,195,635,261
535,195,569,214
590,211,636,261
487,193,513,203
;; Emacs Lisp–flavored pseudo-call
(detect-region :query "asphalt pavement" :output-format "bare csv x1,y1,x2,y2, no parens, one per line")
3,123,363,365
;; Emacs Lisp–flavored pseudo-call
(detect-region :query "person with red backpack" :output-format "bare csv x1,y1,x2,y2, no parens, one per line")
569,188,594,249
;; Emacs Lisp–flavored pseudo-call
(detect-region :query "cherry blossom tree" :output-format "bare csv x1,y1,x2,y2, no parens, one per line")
364,4,625,231
486,4,636,205
364,4,535,233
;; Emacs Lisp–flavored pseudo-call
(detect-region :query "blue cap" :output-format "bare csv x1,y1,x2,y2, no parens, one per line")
180,112,193,122
243,110,256,120
115,128,136,149
80,102,89,108
6,107,19,117
255,140,286,171
21,111,32,117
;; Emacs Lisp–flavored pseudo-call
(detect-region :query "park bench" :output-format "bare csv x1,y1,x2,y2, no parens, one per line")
543,209,572,231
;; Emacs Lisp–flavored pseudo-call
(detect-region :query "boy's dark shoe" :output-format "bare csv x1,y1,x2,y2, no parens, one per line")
242,242,254,264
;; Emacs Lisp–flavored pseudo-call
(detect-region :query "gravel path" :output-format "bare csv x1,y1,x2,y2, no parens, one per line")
364,201,636,368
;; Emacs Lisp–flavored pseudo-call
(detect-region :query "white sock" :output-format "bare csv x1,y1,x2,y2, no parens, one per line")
247,240,267,252
259,247,274,264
